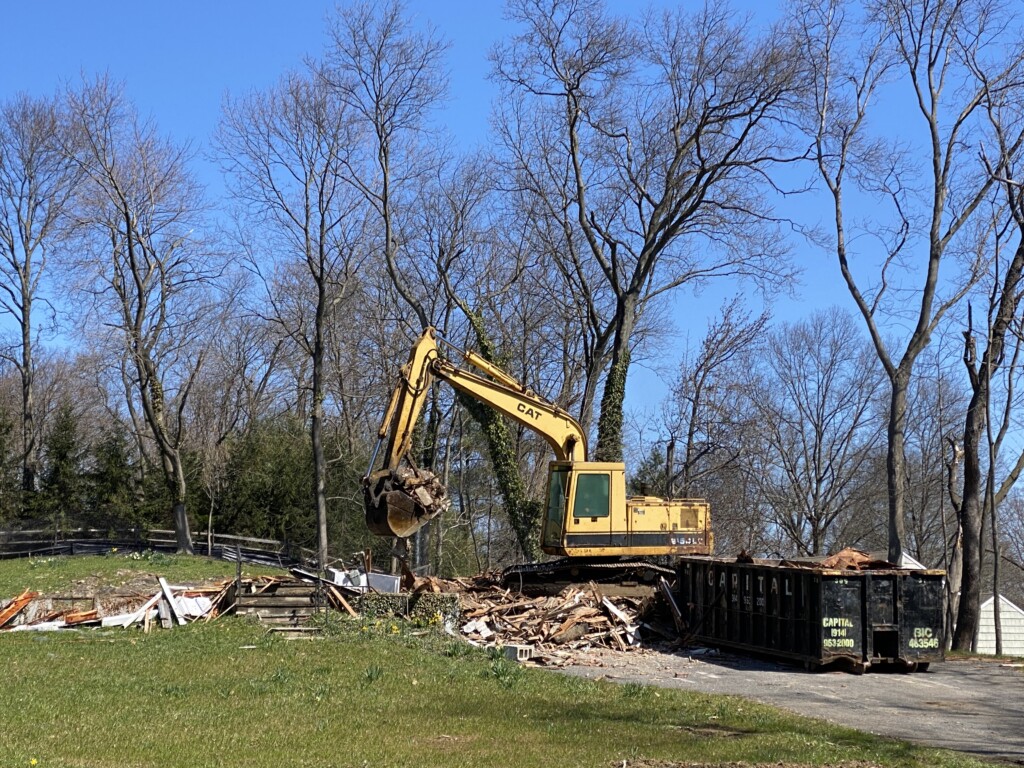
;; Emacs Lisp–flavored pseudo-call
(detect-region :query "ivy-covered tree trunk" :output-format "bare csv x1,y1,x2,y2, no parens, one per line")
458,395,542,562
459,313,542,562
594,348,630,463
595,296,636,463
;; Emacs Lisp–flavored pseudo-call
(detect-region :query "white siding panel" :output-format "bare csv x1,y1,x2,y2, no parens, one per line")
976,596,1024,655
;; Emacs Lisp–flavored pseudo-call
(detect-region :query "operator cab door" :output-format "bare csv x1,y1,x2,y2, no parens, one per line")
567,470,612,551
542,466,569,551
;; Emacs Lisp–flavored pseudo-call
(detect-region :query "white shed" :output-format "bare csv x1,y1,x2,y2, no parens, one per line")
899,552,927,570
976,595,1024,656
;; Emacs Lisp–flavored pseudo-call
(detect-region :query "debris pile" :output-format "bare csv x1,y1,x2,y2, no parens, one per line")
781,547,895,572
1,565,667,663
0,577,235,632
449,581,653,665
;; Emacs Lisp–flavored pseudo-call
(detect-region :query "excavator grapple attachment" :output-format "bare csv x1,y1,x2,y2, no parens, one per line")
363,466,450,538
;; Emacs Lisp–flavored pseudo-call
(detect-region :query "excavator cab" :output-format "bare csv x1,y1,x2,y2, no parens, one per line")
541,461,713,558
541,461,623,556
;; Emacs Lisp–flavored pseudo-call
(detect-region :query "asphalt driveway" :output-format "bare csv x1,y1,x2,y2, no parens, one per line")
561,650,1024,764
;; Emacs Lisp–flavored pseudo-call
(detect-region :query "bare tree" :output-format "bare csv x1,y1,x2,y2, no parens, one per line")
944,63,1024,647
742,308,885,555
320,0,448,332
218,68,366,568
663,298,770,498
318,0,454,569
493,0,800,462
794,0,1024,565
0,93,78,505
64,76,216,554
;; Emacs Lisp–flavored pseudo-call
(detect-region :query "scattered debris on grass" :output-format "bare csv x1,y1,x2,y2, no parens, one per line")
0,576,235,632
0,589,38,627
1,565,664,662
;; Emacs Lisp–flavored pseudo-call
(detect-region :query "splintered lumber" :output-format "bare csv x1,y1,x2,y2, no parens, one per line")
601,597,640,645
328,586,359,617
203,582,234,622
457,582,647,656
123,592,162,628
549,616,587,644
0,590,39,628
64,609,100,626
158,577,186,626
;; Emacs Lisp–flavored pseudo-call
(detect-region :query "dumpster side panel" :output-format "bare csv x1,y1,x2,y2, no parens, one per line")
819,576,863,663
676,557,944,671
899,571,945,664
677,558,861,667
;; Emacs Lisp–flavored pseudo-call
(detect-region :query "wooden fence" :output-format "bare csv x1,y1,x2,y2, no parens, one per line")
0,527,313,568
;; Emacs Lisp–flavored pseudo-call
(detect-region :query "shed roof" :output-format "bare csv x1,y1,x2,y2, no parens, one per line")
980,594,1024,621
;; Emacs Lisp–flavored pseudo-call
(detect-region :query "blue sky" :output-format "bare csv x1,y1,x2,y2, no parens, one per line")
1,0,843,429
0,0,790,175
2,2,535,148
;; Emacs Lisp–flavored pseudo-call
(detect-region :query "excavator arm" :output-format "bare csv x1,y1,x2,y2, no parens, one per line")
363,327,587,538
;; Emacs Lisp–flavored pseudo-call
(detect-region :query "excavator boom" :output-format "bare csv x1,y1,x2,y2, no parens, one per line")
363,327,587,538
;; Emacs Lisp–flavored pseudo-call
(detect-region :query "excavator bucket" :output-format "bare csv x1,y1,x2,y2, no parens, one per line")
363,466,450,538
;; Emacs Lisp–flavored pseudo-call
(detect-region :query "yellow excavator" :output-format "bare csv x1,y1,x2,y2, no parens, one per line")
363,327,712,589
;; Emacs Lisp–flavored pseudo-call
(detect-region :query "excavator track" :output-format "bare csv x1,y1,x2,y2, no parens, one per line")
501,558,676,597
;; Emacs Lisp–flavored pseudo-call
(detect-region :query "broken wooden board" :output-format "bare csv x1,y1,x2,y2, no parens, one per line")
456,582,648,659
0,590,39,628
64,609,100,626
158,577,186,626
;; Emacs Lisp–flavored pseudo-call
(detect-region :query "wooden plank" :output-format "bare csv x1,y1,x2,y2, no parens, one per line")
328,586,358,617
158,577,186,626
123,592,162,628
157,599,172,630
64,609,100,626
0,590,39,628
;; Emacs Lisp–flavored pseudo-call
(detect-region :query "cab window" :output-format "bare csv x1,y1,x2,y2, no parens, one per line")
544,469,568,545
573,473,610,518
547,470,567,523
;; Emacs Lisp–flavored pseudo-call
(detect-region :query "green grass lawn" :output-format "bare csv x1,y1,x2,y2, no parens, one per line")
0,619,1000,768
0,557,1004,768
0,551,283,596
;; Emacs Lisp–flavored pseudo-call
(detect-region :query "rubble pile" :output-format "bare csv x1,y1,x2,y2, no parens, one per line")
405,576,657,665
0,576,240,632
2,566,667,665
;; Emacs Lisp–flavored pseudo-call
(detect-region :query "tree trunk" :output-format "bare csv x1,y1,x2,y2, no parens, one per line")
458,314,542,561
595,295,636,463
20,291,36,500
458,394,542,561
887,373,910,565
312,284,329,570
953,377,987,650
945,526,963,649
168,453,193,555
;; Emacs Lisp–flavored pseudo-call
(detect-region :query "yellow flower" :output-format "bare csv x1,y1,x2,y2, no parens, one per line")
29,759,38,766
